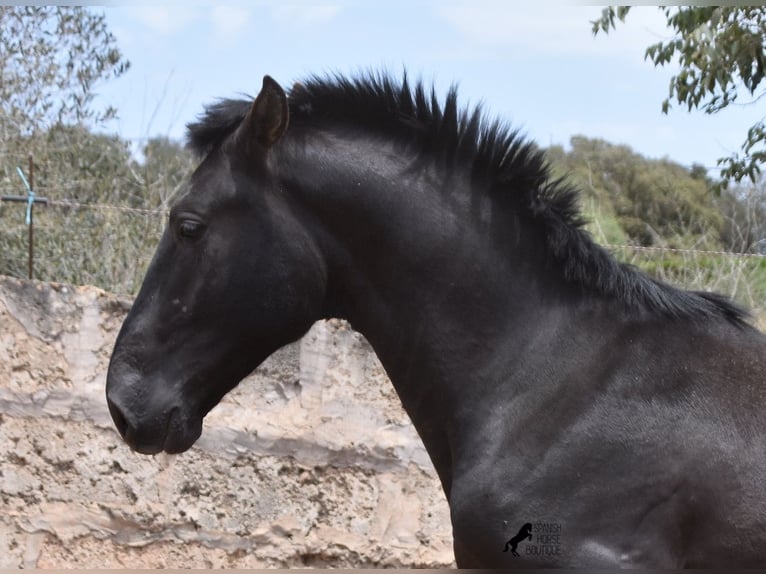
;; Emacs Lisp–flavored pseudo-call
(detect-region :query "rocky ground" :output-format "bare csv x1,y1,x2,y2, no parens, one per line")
0,276,454,568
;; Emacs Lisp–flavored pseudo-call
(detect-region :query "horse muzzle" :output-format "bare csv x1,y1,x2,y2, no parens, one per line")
105,362,203,455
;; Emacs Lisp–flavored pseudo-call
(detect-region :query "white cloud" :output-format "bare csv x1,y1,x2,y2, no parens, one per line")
438,3,671,59
211,5,252,43
271,4,342,27
128,6,201,36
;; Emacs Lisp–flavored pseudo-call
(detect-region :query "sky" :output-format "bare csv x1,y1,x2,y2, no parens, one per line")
94,2,764,174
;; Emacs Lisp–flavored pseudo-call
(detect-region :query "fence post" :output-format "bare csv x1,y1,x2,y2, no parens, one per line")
1,154,47,281
27,154,34,280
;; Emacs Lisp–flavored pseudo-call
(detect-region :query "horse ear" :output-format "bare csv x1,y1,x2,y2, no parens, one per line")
242,75,289,152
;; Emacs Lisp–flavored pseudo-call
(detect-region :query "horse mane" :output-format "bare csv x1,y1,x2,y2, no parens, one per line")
186,71,749,326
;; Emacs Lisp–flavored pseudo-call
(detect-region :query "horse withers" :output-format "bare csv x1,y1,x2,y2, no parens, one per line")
106,72,766,567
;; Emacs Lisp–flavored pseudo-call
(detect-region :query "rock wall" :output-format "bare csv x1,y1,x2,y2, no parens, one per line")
0,276,454,568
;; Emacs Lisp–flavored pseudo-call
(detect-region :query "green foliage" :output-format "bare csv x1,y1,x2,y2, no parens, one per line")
717,182,766,253
136,136,196,209
0,135,193,295
1,207,165,294
593,6,766,191
0,6,129,133
547,136,724,248
0,7,197,295
614,247,766,327
546,136,766,323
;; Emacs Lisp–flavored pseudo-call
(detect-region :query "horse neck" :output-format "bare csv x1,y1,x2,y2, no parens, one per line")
278,132,560,489
283,132,546,340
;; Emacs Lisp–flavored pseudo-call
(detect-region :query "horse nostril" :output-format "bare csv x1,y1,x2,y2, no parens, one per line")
107,396,131,440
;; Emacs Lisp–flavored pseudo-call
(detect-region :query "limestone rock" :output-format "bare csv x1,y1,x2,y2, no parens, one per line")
0,276,454,568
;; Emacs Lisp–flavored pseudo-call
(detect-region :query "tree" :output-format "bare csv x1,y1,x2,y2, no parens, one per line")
593,7,766,191
0,6,130,135
0,7,139,291
136,137,195,210
0,6,132,196
547,136,724,248
717,181,766,253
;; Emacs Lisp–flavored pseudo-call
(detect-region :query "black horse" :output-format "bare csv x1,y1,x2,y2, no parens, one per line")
504,523,533,556
106,71,766,567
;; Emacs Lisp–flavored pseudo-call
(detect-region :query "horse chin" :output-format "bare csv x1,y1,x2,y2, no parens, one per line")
121,408,203,456
160,426,201,454
128,428,201,456
160,409,203,455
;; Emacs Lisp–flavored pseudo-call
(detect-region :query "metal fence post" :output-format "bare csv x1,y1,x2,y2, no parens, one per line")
27,154,34,279
0,154,48,280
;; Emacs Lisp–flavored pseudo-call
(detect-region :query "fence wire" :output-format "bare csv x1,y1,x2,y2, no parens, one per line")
3,194,764,258
46,198,167,217
605,243,766,259
1,196,765,317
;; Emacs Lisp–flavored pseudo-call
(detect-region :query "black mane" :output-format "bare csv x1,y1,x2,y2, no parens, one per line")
186,71,749,325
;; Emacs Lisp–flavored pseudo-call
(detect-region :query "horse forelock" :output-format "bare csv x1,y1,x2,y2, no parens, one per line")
186,98,252,158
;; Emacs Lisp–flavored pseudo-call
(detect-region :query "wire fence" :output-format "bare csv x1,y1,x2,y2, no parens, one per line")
1,184,166,297
45,198,167,216
18,201,766,256
1,174,765,323
605,243,766,259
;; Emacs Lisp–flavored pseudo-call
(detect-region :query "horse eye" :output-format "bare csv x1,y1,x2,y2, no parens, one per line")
177,219,205,241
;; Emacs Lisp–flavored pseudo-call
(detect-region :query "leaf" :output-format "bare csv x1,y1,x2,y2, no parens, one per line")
0,7,129,131
595,6,766,187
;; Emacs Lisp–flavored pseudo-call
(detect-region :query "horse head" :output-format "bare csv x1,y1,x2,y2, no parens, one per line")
105,76,327,454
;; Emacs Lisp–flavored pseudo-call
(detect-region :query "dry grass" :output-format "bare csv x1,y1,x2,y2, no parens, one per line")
610,245,766,330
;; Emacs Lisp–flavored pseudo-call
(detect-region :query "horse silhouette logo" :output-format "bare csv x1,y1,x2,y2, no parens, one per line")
503,522,533,556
